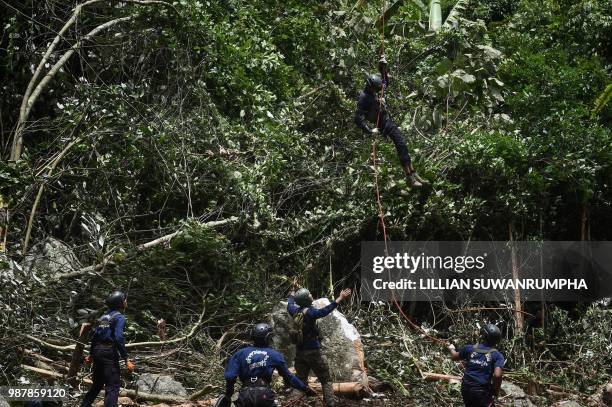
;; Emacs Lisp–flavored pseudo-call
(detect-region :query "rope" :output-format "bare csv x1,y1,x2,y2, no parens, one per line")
371,0,447,347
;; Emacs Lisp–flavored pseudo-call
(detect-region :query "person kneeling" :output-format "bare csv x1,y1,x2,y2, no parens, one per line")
219,323,316,407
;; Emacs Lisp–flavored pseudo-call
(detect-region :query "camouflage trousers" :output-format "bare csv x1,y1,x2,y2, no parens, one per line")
294,349,334,407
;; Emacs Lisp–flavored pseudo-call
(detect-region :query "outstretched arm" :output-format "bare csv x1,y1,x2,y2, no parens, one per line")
223,353,240,397
307,288,351,319
448,343,461,361
378,55,389,87
287,295,300,316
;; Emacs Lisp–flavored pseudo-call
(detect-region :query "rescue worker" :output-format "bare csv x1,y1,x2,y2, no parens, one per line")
219,322,316,407
81,290,134,407
448,324,505,407
354,55,427,187
287,287,352,407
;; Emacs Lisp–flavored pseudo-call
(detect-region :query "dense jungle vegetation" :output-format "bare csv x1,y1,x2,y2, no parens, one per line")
1,0,611,405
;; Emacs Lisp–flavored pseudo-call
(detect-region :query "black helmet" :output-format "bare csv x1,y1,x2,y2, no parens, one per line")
106,290,126,309
366,74,383,92
294,288,313,307
480,323,501,346
251,322,273,345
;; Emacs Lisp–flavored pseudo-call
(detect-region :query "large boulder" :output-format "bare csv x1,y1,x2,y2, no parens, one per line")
136,373,187,397
270,298,367,384
23,237,82,276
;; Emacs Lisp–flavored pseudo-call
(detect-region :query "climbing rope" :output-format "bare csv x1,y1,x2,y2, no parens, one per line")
371,0,447,347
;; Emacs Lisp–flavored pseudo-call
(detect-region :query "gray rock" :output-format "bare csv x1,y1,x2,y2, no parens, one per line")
501,382,534,407
23,237,82,275
552,401,583,407
270,298,367,384
0,395,10,407
136,373,187,397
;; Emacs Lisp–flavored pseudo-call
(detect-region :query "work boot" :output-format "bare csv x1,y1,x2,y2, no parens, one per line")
322,382,335,407
412,172,429,185
407,173,423,188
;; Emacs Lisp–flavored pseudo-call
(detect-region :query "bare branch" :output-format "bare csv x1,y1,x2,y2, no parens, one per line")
23,137,81,255
136,216,238,251
10,0,175,161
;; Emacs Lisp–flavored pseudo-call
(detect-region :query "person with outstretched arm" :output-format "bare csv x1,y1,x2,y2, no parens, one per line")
81,290,134,407
287,287,352,407
354,55,427,188
448,324,504,407
218,323,316,407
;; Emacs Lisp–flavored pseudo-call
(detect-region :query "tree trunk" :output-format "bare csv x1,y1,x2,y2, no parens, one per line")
0,196,7,253
66,323,91,387
581,204,588,241
509,222,524,332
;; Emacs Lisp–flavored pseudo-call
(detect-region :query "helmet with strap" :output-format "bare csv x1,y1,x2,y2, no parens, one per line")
106,290,126,309
366,74,383,92
480,323,501,346
294,288,313,307
250,322,273,346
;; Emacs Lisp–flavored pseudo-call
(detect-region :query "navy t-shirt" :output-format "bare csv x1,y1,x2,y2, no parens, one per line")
90,309,128,360
224,346,307,393
459,344,504,387
287,297,338,350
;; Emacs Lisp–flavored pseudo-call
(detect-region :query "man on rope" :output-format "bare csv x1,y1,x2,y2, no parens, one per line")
354,55,427,188
287,287,352,407
81,290,135,407
219,322,316,407
448,324,505,407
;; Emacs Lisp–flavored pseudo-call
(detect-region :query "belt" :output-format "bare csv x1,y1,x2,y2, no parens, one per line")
241,377,270,388
96,342,115,348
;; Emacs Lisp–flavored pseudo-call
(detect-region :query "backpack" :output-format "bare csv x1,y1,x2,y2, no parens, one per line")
289,308,308,346
92,311,120,341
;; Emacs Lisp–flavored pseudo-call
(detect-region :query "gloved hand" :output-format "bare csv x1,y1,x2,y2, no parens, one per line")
371,128,380,135
447,343,456,352
304,387,317,397
85,355,93,365
126,359,135,372
378,56,388,73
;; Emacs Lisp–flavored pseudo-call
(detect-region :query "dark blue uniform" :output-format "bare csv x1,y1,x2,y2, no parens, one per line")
287,297,338,351
287,297,337,406
81,310,128,407
459,344,504,407
224,346,309,407
354,77,411,166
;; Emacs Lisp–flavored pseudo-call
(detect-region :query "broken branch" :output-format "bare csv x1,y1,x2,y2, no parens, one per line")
136,217,238,251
